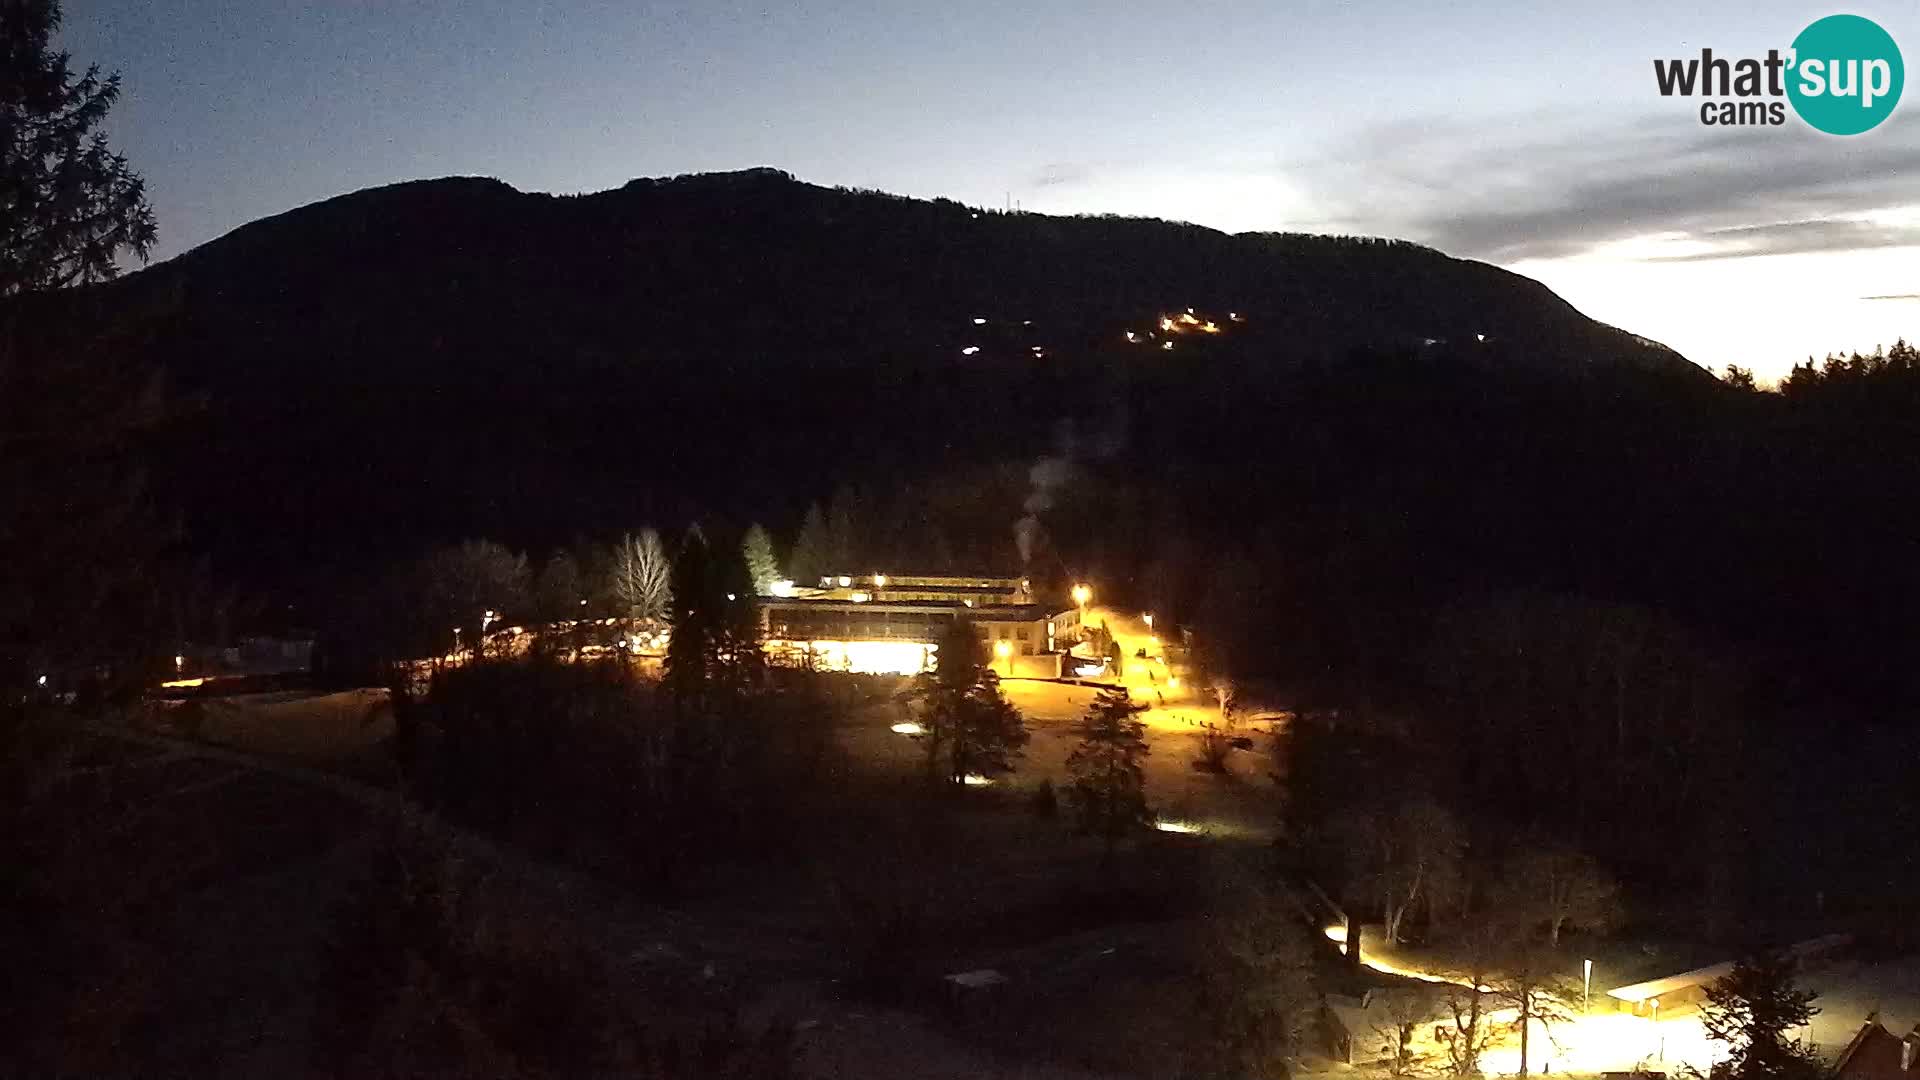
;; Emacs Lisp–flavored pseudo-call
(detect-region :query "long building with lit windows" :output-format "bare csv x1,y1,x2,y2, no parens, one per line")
760,573,1082,675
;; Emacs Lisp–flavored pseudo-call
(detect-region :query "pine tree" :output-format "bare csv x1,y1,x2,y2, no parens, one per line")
950,670,1027,785
0,0,157,296
905,616,1028,787
664,526,714,705
741,523,780,595
1,0,164,687
1699,954,1823,1080
826,485,861,570
788,503,829,585
711,535,764,698
1063,685,1153,860
665,526,763,707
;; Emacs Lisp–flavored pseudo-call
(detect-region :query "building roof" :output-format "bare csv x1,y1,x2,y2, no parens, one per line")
761,597,1057,620
1606,936,1853,1004
1606,961,1737,1004
1832,1017,1920,1080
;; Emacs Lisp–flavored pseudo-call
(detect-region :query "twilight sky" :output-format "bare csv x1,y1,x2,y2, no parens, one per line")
66,0,1920,379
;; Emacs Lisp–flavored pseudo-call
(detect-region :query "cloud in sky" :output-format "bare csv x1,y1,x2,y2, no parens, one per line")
1288,113,1920,263
1645,219,1920,262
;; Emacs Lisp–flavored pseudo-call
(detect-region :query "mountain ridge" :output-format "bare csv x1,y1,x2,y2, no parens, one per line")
20,167,1706,587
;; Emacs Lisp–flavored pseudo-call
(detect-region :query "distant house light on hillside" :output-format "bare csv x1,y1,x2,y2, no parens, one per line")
1162,341,1174,351
838,576,852,587
962,345,980,355
973,317,987,325
1125,331,1138,342
1159,317,1175,332
770,579,795,597
1476,332,1487,342
849,591,871,603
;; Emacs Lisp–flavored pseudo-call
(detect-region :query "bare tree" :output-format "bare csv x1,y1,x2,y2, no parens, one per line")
1435,927,1504,1079
1507,841,1621,947
416,540,529,655
1371,986,1442,1077
612,528,671,623
1489,942,1578,1078
1341,797,1465,943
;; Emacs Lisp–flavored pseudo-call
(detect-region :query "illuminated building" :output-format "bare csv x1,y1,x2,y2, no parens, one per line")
760,573,1081,675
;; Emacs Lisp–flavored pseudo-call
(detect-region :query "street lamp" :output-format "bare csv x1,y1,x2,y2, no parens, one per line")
1651,998,1663,1062
1071,583,1092,609
1583,958,1593,1015
1143,612,1154,630
994,639,1012,676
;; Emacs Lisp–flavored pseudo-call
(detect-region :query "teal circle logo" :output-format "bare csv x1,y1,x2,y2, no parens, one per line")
1787,14,1903,134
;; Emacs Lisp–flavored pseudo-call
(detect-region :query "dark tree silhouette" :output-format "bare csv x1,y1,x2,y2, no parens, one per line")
1699,954,1823,1080
904,615,1029,787
787,503,829,585
0,0,164,690
0,0,156,296
413,540,528,656
665,526,763,708
1063,684,1153,860
664,527,714,705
